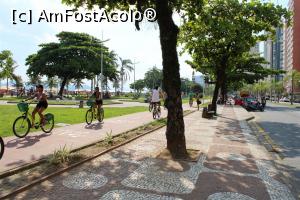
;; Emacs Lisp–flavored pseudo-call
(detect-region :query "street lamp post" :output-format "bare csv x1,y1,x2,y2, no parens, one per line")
96,31,110,98
100,31,104,99
132,60,139,93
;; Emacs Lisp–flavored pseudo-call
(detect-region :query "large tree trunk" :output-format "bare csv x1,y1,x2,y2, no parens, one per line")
58,78,67,97
156,0,187,158
211,81,220,114
211,68,225,113
6,78,9,94
221,82,227,104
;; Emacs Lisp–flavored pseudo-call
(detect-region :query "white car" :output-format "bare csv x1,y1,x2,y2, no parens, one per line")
279,97,290,102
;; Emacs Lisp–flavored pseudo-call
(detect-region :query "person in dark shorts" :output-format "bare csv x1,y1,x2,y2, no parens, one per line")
26,85,48,127
92,86,103,110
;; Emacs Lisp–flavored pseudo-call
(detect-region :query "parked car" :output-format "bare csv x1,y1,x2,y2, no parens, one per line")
280,97,290,102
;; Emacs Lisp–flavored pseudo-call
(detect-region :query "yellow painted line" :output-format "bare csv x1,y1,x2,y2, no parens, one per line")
251,120,284,160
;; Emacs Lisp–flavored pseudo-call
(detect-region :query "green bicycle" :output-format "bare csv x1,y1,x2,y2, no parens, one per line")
85,100,104,125
12,102,55,138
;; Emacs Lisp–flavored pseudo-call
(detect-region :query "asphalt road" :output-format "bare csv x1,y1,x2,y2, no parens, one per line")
254,103,300,197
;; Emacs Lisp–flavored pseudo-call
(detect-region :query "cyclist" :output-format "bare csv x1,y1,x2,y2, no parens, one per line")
26,85,48,127
92,86,103,111
151,86,161,114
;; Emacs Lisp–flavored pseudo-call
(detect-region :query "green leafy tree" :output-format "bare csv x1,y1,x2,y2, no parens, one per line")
130,79,145,93
26,32,118,96
191,83,203,94
180,0,290,112
62,0,203,158
284,69,300,104
144,67,163,89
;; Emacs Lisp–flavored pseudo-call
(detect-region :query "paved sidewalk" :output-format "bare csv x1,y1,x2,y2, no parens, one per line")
0,105,192,172
7,106,296,200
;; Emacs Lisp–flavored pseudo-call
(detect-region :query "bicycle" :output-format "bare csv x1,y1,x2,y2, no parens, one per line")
152,102,161,119
0,136,4,160
12,101,55,138
85,100,104,125
149,102,153,112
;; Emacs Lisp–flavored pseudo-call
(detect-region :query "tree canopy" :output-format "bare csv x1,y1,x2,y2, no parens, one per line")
180,0,290,111
130,79,145,93
26,31,118,96
144,67,163,89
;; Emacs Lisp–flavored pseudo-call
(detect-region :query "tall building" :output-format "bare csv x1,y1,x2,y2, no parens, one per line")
273,27,284,81
264,38,273,69
263,28,284,81
284,0,300,92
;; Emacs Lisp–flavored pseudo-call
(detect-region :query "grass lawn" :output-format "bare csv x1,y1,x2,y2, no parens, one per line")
0,105,147,137
118,98,146,103
0,96,25,101
5,99,122,105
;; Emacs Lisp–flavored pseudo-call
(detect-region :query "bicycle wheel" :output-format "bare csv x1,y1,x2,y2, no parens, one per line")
85,109,93,125
97,108,104,122
157,108,161,118
0,137,4,160
41,114,54,133
149,103,153,112
13,116,31,138
153,109,157,119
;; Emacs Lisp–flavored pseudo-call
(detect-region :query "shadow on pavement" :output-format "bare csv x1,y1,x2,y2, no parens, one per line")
5,133,52,149
84,123,103,130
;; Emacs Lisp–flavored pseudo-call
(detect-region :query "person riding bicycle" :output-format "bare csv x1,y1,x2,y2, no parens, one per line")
26,85,48,127
188,91,194,107
91,86,103,111
151,86,161,112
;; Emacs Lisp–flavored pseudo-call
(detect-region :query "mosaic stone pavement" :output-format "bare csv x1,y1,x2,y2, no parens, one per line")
9,106,296,200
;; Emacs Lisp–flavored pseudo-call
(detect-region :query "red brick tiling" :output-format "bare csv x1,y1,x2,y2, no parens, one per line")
183,172,270,200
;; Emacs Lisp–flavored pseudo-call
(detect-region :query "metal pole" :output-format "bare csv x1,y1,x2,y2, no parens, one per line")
134,60,136,93
100,30,103,99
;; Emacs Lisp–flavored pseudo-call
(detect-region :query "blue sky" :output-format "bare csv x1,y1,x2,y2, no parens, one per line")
0,0,289,91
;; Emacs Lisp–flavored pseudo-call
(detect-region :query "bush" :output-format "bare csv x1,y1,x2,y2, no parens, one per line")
132,93,141,99
47,145,71,165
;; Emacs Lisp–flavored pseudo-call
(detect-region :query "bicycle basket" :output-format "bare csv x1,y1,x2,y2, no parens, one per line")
86,100,95,107
17,102,29,112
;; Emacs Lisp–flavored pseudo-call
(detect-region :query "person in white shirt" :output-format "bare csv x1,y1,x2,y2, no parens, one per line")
151,86,161,112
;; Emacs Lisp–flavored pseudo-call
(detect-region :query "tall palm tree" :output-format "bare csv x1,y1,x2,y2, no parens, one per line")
119,57,133,94
113,79,120,95
46,76,59,93
27,75,42,87
72,78,84,94
2,56,17,93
